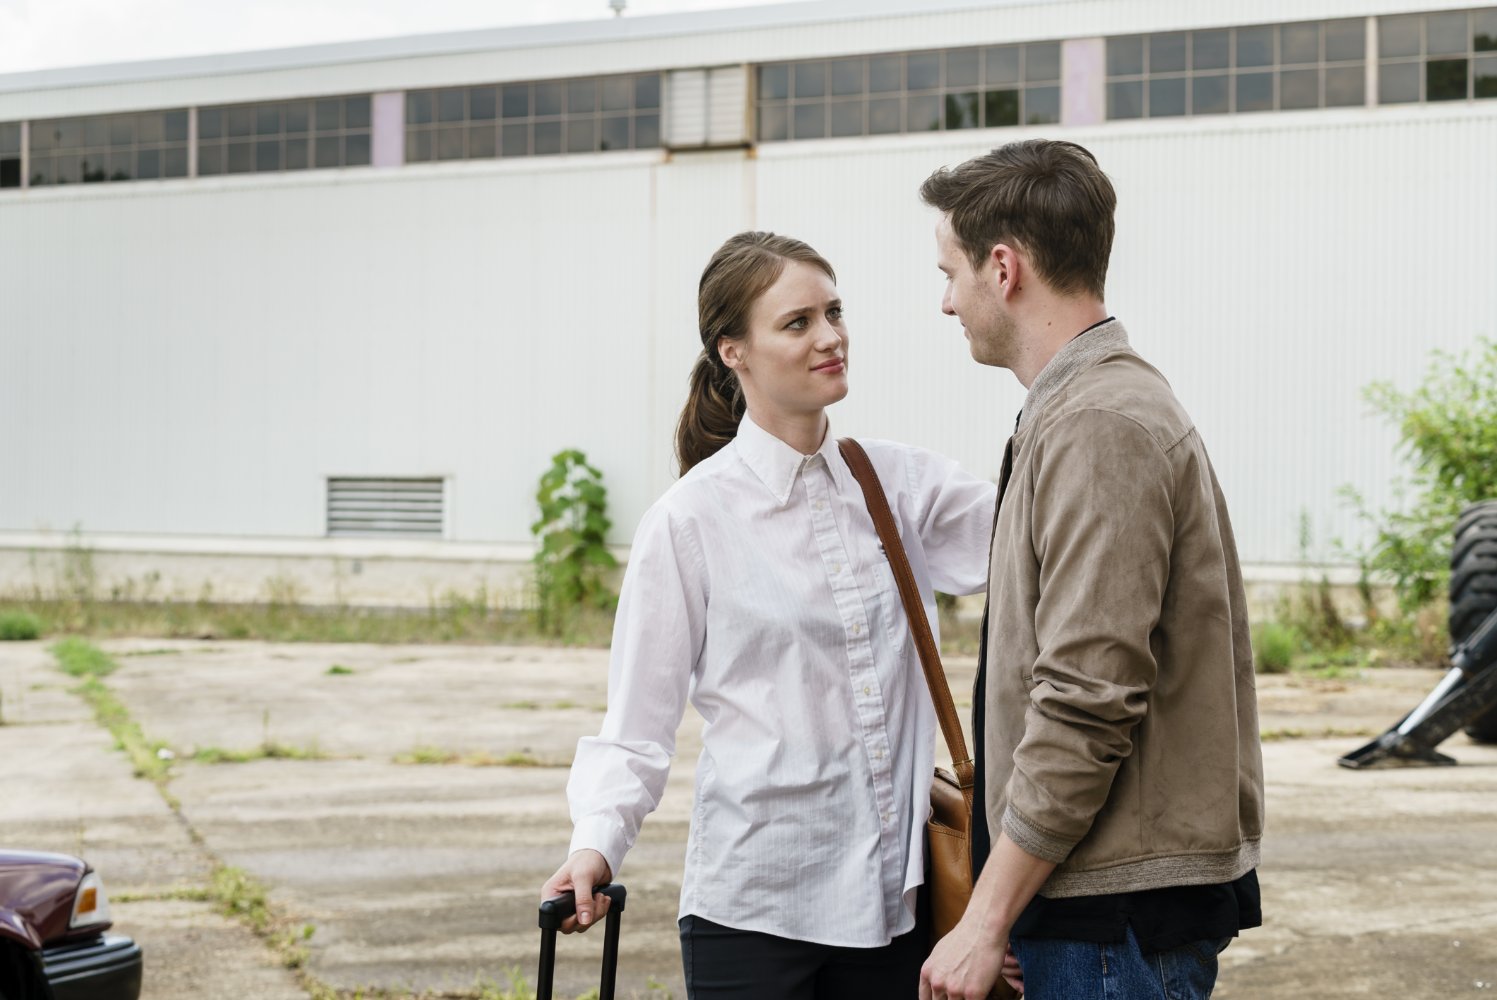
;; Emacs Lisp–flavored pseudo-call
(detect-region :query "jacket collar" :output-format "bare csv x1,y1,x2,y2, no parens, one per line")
1018,318,1130,433
734,412,843,507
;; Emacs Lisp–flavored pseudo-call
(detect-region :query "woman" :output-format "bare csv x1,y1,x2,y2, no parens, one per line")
541,232,996,998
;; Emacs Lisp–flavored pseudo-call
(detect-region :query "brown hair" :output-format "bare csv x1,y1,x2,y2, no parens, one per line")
674,232,837,473
919,139,1116,299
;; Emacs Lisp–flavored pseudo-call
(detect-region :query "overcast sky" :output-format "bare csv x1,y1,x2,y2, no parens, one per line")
0,0,796,74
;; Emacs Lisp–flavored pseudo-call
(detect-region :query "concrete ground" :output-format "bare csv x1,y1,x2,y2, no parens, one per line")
2,638,1495,998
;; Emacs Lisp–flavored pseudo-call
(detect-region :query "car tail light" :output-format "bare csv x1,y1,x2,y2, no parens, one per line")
69,871,112,929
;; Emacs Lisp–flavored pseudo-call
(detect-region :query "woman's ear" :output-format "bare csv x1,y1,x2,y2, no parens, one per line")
719,339,746,372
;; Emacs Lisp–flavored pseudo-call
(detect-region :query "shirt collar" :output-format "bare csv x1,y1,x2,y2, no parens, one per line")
1017,317,1130,433
733,412,841,507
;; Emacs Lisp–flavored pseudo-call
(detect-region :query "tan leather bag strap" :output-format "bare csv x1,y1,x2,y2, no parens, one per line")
837,438,974,788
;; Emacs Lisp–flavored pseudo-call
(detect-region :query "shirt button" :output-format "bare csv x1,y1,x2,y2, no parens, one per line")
830,563,841,574
814,501,826,512
851,623,862,635
875,749,885,759
863,686,871,695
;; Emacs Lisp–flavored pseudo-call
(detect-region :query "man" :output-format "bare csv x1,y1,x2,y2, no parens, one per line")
917,140,1264,1000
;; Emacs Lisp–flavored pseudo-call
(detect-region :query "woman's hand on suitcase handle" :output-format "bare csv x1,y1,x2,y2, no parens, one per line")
541,849,614,933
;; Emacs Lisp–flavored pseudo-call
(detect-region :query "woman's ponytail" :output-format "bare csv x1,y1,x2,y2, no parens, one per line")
672,232,836,475
675,348,746,473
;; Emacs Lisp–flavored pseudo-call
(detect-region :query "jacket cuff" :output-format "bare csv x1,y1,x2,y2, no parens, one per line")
568,816,629,879
1001,805,1078,865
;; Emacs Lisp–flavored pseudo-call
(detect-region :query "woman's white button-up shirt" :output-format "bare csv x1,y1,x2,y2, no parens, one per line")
567,415,997,948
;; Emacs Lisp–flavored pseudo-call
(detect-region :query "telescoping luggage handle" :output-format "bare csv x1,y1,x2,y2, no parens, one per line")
537,883,628,1000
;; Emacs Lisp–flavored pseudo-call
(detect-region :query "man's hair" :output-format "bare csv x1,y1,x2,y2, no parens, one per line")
920,139,1116,299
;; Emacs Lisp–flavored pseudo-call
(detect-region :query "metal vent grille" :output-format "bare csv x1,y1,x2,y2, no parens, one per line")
326,478,445,538
666,65,750,148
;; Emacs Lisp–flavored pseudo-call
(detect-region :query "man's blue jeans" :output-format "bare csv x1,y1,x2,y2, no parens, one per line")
1011,927,1230,1000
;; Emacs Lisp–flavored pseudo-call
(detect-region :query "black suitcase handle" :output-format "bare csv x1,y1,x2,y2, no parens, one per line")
537,883,627,1000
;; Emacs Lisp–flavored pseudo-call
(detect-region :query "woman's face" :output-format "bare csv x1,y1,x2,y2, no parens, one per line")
721,260,849,423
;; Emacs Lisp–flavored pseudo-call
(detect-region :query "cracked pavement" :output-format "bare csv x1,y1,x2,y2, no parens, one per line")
2,638,1495,998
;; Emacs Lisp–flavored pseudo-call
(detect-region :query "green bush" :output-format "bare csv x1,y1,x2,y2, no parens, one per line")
1253,621,1299,674
1344,337,1497,613
0,611,41,641
531,450,619,635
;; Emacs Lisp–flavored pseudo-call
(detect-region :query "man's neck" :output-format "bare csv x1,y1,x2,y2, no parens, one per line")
1011,299,1110,389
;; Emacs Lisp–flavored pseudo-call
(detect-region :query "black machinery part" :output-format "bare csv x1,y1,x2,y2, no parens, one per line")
1453,501,1497,743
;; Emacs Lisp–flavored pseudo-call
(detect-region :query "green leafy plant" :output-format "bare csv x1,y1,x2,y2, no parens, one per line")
0,610,41,640
1343,337,1497,613
1252,621,1298,674
530,449,618,634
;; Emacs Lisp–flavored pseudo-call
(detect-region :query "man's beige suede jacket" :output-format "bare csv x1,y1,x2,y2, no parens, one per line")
984,319,1264,898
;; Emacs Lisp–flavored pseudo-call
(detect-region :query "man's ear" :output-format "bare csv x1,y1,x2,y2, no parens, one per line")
991,243,1022,301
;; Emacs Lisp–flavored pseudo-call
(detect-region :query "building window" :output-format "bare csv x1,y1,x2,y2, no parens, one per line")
326,477,446,538
197,95,372,175
1106,18,1366,119
28,110,189,186
0,122,20,188
755,42,1063,143
1379,8,1497,104
404,73,662,161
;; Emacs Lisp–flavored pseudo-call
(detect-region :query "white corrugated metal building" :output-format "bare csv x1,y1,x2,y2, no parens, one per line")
1,0,1494,605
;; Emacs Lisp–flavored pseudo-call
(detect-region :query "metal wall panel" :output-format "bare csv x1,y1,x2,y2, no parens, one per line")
0,158,664,546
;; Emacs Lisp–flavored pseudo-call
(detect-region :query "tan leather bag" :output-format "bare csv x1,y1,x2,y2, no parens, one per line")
837,440,979,942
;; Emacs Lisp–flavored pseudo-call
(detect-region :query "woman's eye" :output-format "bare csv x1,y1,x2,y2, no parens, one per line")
827,307,843,321
786,316,808,330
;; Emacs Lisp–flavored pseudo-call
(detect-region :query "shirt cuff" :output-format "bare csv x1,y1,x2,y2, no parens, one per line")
1001,804,1077,865
568,815,630,879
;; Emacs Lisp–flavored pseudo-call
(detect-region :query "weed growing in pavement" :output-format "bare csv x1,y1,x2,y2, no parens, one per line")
46,639,359,999
52,636,116,677
49,639,175,794
192,742,331,764
495,752,549,767
45,639,659,998
1259,726,1376,742
111,886,215,904
394,744,462,765
392,746,567,768
211,865,315,969
327,664,355,675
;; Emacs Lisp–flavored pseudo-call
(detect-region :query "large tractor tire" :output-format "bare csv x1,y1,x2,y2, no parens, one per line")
1452,500,1497,744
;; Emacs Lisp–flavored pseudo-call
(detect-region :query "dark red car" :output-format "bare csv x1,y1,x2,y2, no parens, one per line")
0,851,142,1000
